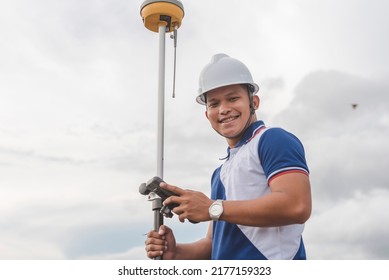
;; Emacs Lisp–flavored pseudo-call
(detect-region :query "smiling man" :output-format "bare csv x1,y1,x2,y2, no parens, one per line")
145,54,312,260
205,84,257,146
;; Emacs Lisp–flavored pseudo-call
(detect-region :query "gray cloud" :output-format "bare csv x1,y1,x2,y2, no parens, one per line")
271,70,389,259
274,70,389,198
275,70,389,136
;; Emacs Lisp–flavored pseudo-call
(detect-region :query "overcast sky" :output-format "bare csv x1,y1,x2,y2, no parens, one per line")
1,0,388,260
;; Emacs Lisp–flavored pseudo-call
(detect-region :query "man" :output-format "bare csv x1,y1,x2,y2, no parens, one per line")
145,54,312,260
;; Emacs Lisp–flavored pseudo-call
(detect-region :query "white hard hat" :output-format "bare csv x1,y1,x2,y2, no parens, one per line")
196,53,259,105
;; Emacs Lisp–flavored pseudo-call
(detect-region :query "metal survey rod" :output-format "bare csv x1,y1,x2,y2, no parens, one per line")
140,0,184,178
157,22,166,178
139,0,184,260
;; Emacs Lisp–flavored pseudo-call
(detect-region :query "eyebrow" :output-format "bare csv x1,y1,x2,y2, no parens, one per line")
207,90,240,104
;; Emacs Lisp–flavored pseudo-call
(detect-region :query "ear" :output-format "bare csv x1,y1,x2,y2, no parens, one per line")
253,95,260,110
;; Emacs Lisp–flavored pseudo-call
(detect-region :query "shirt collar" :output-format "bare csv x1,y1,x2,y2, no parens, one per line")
222,121,266,160
234,120,266,148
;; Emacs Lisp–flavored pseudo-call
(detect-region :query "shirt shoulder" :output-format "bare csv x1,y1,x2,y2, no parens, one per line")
258,127,309,181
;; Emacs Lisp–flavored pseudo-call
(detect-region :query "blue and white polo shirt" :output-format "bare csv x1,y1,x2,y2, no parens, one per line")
210,120,309,260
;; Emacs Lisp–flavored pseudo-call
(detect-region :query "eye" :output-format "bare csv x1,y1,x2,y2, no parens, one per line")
207,101,218,109
229,96,239,102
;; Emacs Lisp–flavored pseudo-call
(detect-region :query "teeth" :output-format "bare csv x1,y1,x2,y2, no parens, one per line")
221,116,237,123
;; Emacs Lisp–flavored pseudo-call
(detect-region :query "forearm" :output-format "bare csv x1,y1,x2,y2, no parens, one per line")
221,194,306,227
220,173,312,227
174,238,212,260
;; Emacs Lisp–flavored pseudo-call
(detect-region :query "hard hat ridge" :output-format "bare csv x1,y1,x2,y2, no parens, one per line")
196,53,259,105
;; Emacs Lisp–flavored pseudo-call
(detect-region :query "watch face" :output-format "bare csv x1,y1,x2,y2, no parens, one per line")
211,204,222,216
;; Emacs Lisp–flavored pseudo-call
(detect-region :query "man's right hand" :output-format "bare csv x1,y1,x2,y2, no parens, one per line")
145,225,176,259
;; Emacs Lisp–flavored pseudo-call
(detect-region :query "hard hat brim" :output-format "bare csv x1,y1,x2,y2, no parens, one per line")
196,82,259,105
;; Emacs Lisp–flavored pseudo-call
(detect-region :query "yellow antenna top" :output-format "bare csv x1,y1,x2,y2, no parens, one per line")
140,0,184,33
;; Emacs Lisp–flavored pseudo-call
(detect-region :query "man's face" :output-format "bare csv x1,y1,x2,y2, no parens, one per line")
205,84,257,147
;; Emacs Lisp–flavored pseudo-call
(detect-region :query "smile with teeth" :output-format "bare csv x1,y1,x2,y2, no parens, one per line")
219,115,239,123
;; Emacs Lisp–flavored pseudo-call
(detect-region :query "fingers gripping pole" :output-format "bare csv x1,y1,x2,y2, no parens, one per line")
149,192,163,260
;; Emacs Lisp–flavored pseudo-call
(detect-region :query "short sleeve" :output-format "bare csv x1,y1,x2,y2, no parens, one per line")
258,128,309,182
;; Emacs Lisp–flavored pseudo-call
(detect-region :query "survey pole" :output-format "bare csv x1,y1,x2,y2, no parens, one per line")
140,0,184,178
139,0,184,260
157,23,166,178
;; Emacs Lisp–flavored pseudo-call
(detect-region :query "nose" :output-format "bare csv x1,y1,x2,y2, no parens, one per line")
219,101,231,115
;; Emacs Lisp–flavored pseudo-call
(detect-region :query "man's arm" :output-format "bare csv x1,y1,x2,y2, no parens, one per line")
221,172,311,227
163,172,311,227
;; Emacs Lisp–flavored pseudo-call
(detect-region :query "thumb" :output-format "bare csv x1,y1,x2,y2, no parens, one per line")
159,225,173,238
159,225,176,245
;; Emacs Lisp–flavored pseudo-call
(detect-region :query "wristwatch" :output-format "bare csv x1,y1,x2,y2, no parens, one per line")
209,200,224,221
